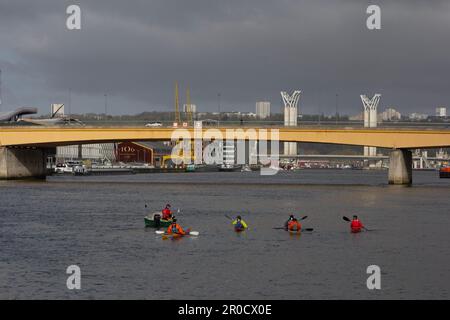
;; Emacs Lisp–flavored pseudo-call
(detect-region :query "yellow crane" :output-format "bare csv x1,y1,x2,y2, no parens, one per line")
163,81,195,168
174,81,181,125
186,86,193,124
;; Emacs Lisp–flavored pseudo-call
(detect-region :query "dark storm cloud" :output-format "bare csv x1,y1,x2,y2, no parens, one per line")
0,0,449,115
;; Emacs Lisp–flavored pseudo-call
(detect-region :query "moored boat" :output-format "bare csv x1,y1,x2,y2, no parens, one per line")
439,166,450,178
144,212,173,228
218,164,241,172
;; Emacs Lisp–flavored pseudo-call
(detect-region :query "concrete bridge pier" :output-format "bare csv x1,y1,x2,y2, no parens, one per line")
0,146,54,180
388,149,412,185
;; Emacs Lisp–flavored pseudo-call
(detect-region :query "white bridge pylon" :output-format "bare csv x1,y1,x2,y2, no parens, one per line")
281,90,301,156
281,90,301,127
360,93,381,157
360,94,381,128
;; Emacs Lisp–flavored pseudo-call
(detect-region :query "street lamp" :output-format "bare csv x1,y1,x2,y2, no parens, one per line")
104,93,108,120
335,93,339,125
217,93,221,127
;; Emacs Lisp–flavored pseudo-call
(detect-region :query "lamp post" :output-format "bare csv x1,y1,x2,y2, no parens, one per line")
68,88,72,125
104,93,108,120
335,93,339,125
217,93,221,127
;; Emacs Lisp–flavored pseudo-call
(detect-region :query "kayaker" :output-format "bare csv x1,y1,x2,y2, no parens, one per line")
287,217,301,232
284,214,295,229
232,216,248,230
161,204,173,220
350,215,364,233
166,218,186,235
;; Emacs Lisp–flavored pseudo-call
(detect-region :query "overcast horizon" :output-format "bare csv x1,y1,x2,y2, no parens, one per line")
0,0,449,116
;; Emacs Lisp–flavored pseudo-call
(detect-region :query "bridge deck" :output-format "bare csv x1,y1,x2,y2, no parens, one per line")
0,127,449,149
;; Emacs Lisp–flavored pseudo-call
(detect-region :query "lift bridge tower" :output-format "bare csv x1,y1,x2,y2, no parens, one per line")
281,90,301,156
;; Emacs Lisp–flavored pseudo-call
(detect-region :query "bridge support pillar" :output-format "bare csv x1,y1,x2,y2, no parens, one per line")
0,147,54,180
388,149,412,185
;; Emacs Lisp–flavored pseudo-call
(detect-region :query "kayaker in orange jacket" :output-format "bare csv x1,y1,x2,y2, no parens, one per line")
161,204,173,220
350,215,364,233
166,218,186,235
284,214,295,229
287,218,302,232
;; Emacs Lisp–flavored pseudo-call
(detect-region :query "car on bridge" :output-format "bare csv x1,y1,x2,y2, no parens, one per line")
145,122,163,127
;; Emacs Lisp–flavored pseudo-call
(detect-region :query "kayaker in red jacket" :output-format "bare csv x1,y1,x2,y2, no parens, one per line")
350,215,364,233
284,215,295,229
161,204,173,220
287,218,302,232
166,219,186,235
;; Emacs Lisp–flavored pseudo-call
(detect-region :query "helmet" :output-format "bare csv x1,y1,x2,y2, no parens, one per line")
166,204,171,207
237,216,242,220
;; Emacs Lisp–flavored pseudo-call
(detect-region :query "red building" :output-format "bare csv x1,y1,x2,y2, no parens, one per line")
116,142,154,164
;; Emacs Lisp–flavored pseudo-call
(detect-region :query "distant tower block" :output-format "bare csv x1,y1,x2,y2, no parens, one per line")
281,90,301,156
361,94,381,157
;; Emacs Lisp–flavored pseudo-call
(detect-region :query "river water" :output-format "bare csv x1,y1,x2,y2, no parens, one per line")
0,169,449,299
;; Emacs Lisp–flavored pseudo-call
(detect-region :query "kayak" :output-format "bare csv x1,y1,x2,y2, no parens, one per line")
234,227,246,232
144,212,173,228
155,229,199,237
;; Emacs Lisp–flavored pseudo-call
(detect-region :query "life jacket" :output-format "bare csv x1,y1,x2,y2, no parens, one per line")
162,208,172,220
167,223,185,235
288,220,301,231
232,219,247,230
351,219,363,233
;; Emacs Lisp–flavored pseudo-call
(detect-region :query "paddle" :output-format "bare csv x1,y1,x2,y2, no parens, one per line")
273,215,309,230
342,216,371,231
275,227,314,232
155,230,199,236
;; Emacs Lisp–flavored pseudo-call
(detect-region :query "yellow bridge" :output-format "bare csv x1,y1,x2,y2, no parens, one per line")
1,126,449,184
1,126,449,148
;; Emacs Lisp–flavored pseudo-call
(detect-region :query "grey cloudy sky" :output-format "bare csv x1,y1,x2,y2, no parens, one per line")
0,0,449,116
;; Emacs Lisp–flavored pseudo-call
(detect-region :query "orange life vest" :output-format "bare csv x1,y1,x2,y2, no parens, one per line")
287,220,301,231
166,223,185,235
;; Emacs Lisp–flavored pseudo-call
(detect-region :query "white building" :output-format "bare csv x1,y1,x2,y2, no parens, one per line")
436,107,447,117
409,113,428,121
379,107,401,121
256,101,271,119
56,143,116,163
218,140,235,166
183,104,196,113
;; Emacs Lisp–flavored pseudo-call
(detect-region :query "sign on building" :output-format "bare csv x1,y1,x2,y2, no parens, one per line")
51,104,65,117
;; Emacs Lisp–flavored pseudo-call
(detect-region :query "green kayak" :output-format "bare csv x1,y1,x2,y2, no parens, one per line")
144,212,173,228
